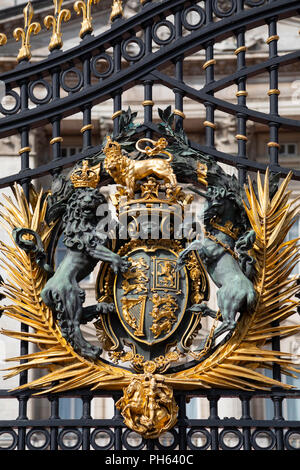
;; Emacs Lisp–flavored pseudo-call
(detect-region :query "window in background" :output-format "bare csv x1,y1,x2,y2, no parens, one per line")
279,143,298,158
61,146,82,158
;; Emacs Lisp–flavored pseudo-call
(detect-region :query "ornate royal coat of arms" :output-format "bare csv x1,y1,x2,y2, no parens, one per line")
0,108,299,439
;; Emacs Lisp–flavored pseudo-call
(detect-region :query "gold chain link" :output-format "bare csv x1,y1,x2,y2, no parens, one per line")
203,229,239,260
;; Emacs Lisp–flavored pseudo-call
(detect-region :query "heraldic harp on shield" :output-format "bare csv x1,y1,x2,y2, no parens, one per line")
1,108,300,439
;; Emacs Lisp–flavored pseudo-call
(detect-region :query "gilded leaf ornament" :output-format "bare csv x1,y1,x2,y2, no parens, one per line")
13,2,41,62
0,108,300,440
0,183,133,394
44,0,71,51
0,33,7,46
74,0,101,38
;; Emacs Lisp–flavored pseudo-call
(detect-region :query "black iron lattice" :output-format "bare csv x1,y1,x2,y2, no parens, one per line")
0,389,300,450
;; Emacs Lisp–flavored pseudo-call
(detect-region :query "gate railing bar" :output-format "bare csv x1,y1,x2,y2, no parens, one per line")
266,15,280,167
50,62,63,162
1,387,300,398
82,395,92,450
49,396,59,451
203,49,300,94
1,416,300,430
266,10,282,388
208,395,219,450
142,5,154,141
2,56,300,142
173,7,184,134
112,12,122,139
235,0,248,184
18,66,31,450
203,0,215,150
241,394,251,450
151,69,300,131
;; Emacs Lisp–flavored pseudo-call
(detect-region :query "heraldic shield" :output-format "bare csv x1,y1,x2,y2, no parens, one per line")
114,246,188,345
99,242,194,364
92,135,210,373
2,109,300,439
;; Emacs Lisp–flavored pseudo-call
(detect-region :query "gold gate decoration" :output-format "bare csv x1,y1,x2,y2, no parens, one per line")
0,170,300,438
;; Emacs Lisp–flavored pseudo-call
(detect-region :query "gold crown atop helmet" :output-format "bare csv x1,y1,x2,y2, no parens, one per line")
70,160,100,188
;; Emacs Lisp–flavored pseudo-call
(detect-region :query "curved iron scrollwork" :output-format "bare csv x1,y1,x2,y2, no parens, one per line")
28,79,53,105
212,0,237,17
181,5,206,31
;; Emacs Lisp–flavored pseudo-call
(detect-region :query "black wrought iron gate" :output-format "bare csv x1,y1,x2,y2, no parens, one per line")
0,0,299,452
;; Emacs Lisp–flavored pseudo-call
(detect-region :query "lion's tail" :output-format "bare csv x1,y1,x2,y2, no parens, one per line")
165,152,174,163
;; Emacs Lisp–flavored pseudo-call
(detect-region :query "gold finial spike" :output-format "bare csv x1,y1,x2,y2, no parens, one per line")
110,0,123,22
44,0,71,52
74,0,100,39
0,33,7,46
13,2,41,62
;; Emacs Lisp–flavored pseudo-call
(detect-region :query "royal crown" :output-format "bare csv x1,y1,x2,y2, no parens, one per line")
70,160,100,188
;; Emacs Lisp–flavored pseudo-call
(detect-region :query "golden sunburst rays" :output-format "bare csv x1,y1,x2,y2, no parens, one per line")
0,169,299,394
0,183,132,394
167,169,300,391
